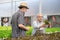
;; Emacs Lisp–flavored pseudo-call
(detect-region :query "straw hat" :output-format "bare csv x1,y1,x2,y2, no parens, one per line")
18,2,29,9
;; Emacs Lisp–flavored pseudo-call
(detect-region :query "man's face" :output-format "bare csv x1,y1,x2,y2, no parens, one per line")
37,16,43,21
21,8,28,12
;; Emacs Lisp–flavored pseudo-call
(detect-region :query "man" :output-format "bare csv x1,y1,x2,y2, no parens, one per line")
11,2,29,38
32,13,46,36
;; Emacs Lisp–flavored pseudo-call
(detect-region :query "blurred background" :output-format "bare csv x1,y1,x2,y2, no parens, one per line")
0,0,60,38
0,0,60,26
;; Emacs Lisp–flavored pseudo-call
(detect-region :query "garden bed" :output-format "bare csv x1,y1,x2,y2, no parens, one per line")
0,26,60,39
4,32,60,40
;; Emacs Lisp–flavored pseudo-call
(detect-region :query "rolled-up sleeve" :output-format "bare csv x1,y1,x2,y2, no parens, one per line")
18,15,24,25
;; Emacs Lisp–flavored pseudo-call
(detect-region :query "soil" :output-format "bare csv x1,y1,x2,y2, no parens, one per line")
4,30,60,40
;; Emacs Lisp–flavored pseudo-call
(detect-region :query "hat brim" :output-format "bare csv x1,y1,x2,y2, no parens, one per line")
18,5,29,9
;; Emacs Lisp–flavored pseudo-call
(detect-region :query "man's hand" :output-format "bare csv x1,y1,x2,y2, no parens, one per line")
26,27,30,31
40,24,46,28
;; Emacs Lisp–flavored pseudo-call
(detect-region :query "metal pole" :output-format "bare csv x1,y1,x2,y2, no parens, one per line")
15,1,16,12
39,0,42,14
11,0,13,14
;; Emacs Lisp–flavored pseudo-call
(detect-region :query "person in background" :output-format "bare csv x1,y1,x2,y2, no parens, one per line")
32,13,46,36
2,17,9,26
11,2,30,39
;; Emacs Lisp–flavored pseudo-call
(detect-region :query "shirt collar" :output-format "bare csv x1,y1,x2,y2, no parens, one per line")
18,10,25,16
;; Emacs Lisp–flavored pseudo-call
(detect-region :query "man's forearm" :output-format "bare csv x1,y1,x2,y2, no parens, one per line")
18,24,28,31
40,24,46,28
